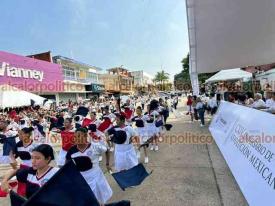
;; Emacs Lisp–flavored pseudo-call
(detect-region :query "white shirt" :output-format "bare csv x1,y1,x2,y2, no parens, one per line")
33,167,58,183
208,98,217,108
267,99,275,112
196,102,204,110
265,99,274,108
70,143,107,166
251,99,266,108
114,126,137,144
7,121,19,131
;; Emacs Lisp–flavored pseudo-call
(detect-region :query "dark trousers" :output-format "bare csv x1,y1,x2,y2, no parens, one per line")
211,107,217,115
194,108,198,120
198,109,205,125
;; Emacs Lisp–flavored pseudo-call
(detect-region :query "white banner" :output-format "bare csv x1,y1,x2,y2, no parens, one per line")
209,101,275,206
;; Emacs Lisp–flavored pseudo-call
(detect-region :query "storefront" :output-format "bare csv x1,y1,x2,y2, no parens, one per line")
0,50,64,105
85,83,105,98
55,81,86,104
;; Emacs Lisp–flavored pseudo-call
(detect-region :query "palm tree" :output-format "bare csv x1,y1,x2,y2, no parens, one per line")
154,70,169,91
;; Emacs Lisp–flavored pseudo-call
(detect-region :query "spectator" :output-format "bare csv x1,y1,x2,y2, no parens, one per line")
207,93,218,115
192,96,198,121
186,95,193,115
251,93,266,109
265,92,273,108
196,97,205,127
173,96,179,110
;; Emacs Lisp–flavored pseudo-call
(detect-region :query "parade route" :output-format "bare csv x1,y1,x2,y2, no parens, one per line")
0,102,248,206
105,107,248,206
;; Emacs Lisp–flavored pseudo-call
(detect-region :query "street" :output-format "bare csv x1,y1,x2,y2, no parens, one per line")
105,101,248,206
0,99,248,206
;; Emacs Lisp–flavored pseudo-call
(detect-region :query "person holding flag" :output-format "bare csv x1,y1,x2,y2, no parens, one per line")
106,113,139,172
65,127,112,205
131,106,149,164
1,144,58,199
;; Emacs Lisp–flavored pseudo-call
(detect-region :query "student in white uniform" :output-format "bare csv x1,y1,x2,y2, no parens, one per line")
107,113,139,172
144,103,160,151
56,118,75,167
132,106,149,163
13,127,39,196
88,123,107,162
0,120,18,169
66,127,112,205
1,144,58,199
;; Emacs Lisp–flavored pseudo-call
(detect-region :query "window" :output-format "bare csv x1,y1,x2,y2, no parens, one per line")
87,72,98,82
63,66,76,80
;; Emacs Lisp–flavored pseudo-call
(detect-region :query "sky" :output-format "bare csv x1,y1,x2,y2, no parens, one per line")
0,0,189,80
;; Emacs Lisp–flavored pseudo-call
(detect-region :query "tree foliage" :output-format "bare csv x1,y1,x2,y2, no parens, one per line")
154,70,170,91
174,53,216,91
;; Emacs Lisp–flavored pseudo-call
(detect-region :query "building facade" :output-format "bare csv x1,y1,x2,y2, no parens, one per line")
52,56,104,103
130,70,154,93
99,67,134,95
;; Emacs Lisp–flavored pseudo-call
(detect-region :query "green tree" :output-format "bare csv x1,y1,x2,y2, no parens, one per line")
174,53,191,90
174,53,216,91
154,70,170,91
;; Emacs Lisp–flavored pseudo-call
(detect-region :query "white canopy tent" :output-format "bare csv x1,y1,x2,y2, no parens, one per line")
0,84,45,108
186,0,275,94
205,68,252,83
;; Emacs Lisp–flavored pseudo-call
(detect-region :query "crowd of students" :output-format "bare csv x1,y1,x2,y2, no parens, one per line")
0,95,173,205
